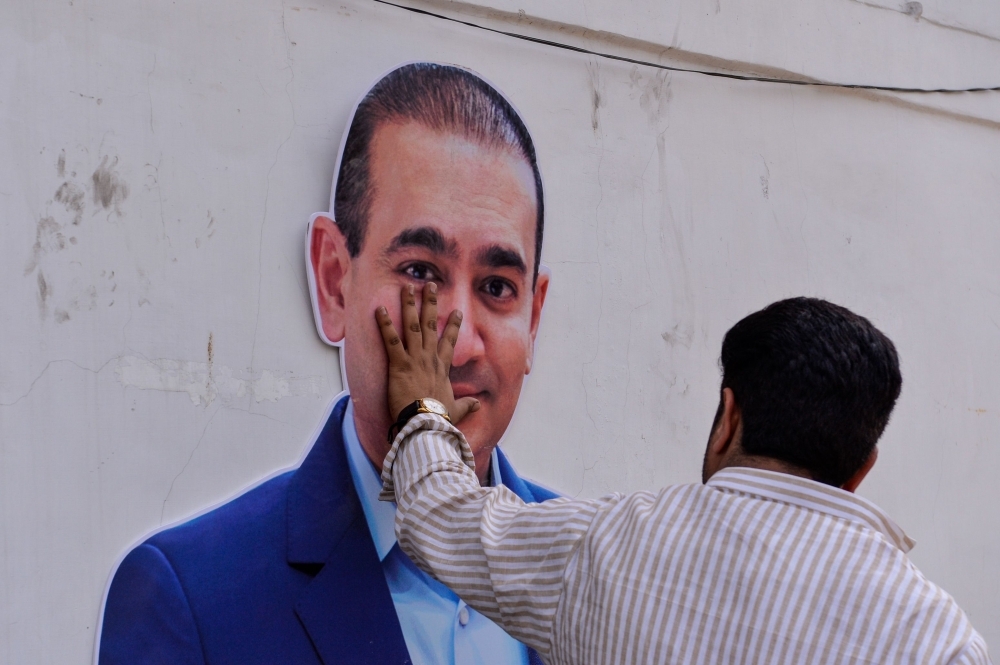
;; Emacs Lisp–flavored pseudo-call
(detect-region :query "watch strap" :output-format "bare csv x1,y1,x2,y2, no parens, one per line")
388,400,422,443
388,399,450,443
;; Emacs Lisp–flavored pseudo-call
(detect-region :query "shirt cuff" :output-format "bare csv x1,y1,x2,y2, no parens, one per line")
379,412,476,502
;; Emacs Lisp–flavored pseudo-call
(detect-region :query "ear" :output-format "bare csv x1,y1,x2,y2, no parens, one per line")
701,387,741,483
307,214,351,345
710,387,740,457
524,265,550,374
841,447,878,493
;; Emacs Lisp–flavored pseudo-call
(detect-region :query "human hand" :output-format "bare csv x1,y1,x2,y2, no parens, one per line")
375,282,481,424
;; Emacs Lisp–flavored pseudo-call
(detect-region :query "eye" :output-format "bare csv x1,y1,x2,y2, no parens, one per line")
481,277,516,301
400,263,439,282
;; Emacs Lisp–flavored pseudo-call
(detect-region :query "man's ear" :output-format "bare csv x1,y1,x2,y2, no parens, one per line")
710,387,741,457
841,447,878,493
702,388,741,483
307,215,351,345
524,265,550,374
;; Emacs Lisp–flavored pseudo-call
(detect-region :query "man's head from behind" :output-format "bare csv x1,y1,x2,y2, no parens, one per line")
702,297,902,490
309,63,549,479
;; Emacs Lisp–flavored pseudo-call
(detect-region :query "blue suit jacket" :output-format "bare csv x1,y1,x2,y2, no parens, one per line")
99,395,557,664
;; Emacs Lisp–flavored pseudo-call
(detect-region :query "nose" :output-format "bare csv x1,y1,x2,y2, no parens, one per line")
440,286,484,367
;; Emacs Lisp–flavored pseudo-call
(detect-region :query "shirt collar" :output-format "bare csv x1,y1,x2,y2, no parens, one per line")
706,467,915,553
342,398,503,561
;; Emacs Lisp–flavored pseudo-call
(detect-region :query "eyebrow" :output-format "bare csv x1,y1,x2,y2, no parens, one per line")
476,244,527,275
385,226,458,257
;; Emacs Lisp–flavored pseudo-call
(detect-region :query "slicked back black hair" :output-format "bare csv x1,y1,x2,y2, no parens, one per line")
720,297,902,486
334,63,544,285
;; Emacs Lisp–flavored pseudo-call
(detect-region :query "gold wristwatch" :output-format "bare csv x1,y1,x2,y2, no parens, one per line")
388,398,451,442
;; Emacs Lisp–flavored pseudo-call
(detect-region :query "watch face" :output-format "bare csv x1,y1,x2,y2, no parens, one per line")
420,398,449,416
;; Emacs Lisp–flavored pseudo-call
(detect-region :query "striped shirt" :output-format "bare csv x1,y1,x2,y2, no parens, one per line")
380,413,991,665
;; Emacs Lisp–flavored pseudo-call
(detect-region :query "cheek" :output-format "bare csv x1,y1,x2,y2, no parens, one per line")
342,298,394,410
346,260,405,330
343,286,402,366
483,316,533,379
358,286,406,336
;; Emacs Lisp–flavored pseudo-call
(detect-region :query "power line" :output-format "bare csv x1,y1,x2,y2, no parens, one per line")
373,0,1000,93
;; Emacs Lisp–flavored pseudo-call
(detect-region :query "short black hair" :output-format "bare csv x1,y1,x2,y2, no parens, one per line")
334,63,545,285
720,297,902,487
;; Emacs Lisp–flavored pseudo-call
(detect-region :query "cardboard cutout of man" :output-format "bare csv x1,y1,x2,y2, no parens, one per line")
98,63,555,665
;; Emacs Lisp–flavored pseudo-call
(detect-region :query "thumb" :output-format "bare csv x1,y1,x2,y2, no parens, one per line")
450,397,481,425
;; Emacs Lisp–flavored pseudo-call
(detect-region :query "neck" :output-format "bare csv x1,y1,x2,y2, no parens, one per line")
721,453,814,481
352,402,491,485
351,403,392,472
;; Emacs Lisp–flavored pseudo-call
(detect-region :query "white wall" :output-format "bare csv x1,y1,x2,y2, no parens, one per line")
1,0,998,661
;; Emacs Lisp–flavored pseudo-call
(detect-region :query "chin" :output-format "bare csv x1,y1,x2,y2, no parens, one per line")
462,418,512,459
456,410,485,439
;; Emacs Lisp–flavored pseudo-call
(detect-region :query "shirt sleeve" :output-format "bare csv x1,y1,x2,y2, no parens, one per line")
949,632,993,665
380,413,620,661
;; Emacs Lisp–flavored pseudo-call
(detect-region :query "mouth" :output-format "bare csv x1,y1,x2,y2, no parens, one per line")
451,385,490,403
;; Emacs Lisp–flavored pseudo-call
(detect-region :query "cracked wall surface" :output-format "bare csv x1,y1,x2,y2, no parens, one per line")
1,0,1000,662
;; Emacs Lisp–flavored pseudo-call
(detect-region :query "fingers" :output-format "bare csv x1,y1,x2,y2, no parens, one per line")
450,396,481,425
421,282,438,352
437,310,463,369
375,306,407,365
400,284,422,351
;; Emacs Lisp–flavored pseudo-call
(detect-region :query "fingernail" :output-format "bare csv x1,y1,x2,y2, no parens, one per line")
455,311,463,321
377,306,386,315
428,282,437,294
407,284,414,295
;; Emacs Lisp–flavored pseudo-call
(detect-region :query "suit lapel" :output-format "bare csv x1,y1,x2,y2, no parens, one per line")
289,395,411,665
295,514,411,664
495,447,537,502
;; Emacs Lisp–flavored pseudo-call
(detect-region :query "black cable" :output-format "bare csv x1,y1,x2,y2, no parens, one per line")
373,0,1000,94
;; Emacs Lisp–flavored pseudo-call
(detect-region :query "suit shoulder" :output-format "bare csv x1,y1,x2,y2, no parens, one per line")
101,542,205,664
495,447,562,503
143,470,295,564
523,479,561,503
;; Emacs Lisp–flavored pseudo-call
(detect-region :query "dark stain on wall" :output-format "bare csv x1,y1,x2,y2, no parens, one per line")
92,156,130,212
54,181,86,225
37,271,51,318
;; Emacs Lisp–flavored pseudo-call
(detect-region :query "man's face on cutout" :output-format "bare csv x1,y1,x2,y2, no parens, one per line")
311,119,548,478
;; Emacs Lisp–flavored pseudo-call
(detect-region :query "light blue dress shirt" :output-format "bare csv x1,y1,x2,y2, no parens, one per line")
342,401,530,665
